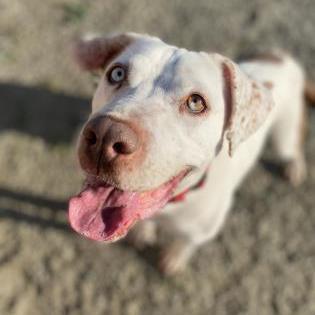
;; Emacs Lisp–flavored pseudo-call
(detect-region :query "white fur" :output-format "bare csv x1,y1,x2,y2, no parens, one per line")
78,34,306,273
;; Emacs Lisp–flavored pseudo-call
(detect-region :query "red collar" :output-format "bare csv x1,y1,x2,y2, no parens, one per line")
169,171,208,203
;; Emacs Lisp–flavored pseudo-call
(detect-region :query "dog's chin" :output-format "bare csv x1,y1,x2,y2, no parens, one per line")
68,169,189,242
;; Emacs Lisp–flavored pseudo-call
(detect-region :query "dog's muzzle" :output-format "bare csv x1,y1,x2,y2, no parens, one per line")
78,115,146,179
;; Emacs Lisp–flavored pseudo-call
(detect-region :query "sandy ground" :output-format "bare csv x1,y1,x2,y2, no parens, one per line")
0,0,315,314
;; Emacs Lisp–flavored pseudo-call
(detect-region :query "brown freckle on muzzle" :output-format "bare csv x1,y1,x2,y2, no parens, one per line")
78,115,148,182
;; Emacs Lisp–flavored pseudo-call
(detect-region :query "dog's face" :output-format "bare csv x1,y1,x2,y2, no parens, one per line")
69,33,273,242
86,35,225,190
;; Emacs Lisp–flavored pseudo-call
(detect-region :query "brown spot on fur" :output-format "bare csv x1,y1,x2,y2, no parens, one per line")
250,84,262,104
263,81,274,89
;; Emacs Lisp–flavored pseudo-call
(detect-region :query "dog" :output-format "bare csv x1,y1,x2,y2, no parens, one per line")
68,33,315,275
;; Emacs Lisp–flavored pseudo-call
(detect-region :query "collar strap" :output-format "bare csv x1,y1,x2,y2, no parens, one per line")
169,170,208,203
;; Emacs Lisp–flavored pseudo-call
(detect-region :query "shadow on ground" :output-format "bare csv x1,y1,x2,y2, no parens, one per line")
0,187,69,232
0,82,89,144
0,82,90,233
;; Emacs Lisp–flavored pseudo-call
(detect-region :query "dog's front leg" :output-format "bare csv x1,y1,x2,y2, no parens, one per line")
126,220,157,249
159,235,196,275
159,193,233,275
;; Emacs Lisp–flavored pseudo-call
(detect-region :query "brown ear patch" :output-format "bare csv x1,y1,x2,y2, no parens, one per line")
74,34,134,71
222,62,234,130
221,59,274,156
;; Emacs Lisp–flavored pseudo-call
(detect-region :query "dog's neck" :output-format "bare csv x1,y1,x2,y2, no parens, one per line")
169,167,209,203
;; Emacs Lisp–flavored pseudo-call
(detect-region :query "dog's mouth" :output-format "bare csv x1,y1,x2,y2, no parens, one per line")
68,170,188,242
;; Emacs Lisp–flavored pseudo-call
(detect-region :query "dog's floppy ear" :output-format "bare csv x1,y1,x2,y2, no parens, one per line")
73,33,136,71
221,58,274,156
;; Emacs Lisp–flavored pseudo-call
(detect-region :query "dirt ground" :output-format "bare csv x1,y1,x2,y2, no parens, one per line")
0,0,315,314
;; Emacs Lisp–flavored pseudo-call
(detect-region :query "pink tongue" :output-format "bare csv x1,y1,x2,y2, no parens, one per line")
68,174,184,242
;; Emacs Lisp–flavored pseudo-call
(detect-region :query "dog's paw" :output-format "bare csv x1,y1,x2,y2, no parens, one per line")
126,221,157,249
284,156,307,186
159,240,194,276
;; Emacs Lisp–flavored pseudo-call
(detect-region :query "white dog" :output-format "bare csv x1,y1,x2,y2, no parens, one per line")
69,33,314,274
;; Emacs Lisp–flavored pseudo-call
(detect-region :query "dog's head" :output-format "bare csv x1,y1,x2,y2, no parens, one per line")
69,33,274,242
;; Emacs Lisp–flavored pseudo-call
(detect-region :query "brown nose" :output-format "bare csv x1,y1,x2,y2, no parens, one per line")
79,116,140,173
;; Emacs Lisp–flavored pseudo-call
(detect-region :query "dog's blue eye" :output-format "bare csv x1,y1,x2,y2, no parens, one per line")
186,94,206,113
108,65,126,84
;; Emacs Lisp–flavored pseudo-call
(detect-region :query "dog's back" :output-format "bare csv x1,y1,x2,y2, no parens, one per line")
239,51,306,185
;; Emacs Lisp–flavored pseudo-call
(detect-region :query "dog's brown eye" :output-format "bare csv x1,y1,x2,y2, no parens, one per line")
186,94,206,113
108,65,126,84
